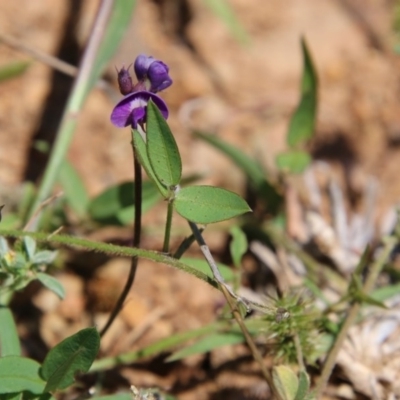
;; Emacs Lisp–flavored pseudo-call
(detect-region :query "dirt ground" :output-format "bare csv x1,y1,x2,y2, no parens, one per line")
1,0,400,399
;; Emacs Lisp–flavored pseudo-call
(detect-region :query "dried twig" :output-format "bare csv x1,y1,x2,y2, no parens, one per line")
0,31,119,102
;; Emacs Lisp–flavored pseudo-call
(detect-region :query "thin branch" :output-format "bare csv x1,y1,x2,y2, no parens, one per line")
0,31,119,101
188,221,279,398
188,221,228,285
27,0,115,229
0,33,77,77
23,192,63,231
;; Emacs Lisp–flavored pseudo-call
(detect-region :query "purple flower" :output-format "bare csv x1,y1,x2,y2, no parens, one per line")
111,55,172,129
110,91,169,129
134,54,172,93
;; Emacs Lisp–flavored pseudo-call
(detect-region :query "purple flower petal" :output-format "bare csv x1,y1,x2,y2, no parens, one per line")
148,61,172,92
133,55,172,93
134,54,156,81
131,107,146,128
110,97,134,127
110,91,169,129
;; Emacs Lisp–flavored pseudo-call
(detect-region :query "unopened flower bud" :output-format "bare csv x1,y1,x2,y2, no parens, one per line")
117,65,133,95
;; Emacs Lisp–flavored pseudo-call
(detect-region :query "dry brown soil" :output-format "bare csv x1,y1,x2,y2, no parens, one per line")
1,1,400,399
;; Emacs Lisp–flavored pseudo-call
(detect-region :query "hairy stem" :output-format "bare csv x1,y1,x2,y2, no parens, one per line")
100,141,142,337
315,235,397,397
0,229,220,289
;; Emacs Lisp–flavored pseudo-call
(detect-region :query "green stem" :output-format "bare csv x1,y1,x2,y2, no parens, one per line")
315,235,397,398
27,0,114,230
162,200,174,254
293,333,305,371
100,136,142,337
0,229,219,289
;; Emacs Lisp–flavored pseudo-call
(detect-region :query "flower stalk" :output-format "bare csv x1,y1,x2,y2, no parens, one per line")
100,133,142,337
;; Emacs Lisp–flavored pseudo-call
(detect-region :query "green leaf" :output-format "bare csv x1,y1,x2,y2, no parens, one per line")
41,327,100,392
272,365,299,400
371,283,400,302
0,308,21,356
229,226,248,268
294,371,310,400
174,186,251,224
0,61,30,83
58,161,89,218
86,0,137,95
37,395,56,400
32,251,57,265
0,356,45,394
90,395,132,400
146,101,182,188
88,180,161,225
0,213,20,230
194,131,282,213
354,245,371,275
355,291,387,308
132,130,169,197
287,38,318,148
180,257,234,281
0,394,21,400
4,252,26,269
36,273,65,300
276,150,311,174
202,0,250,46
23,237,36,260
0,237,9,255
167,332,244,362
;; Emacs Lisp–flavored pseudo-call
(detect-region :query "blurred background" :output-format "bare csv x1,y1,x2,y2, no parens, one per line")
1,0,400,398
2,0,400,210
